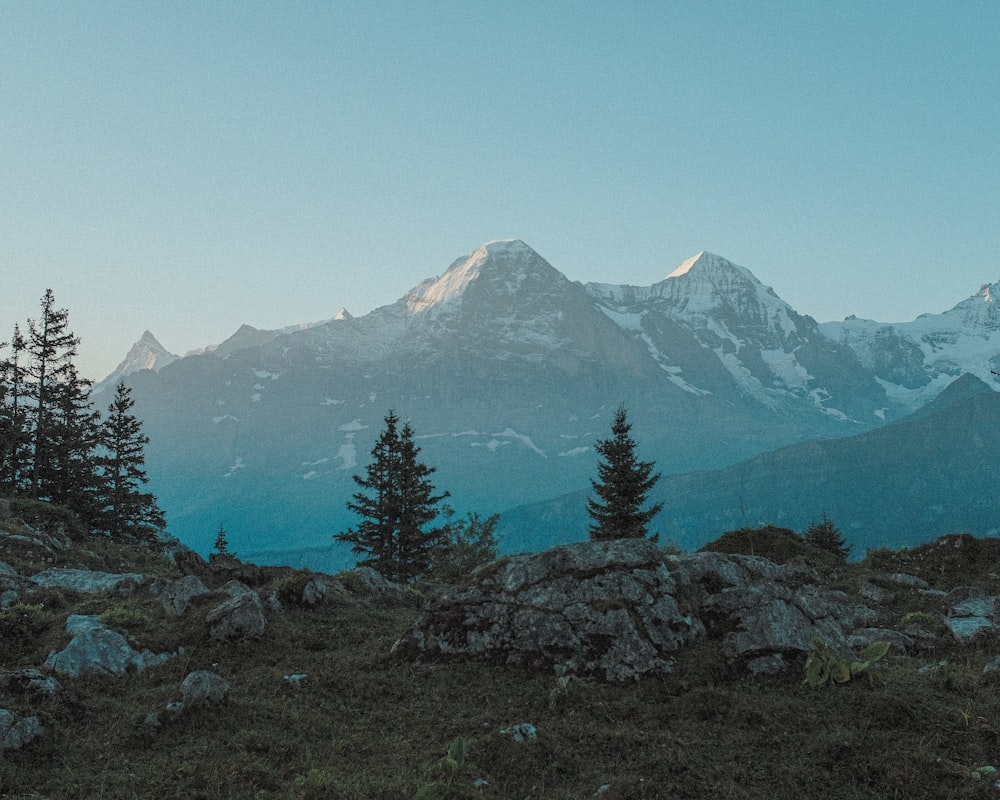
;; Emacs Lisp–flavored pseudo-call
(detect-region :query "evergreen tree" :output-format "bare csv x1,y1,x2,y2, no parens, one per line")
98,381,165,541
587,405,663,541
24,290,86,500
336,411,449,582
213,524,232,556
42,364,104,519
0,325,30,492
803,512,850,560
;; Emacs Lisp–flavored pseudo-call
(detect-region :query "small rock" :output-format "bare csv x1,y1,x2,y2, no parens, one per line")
0,709,44,750
180,670,230,706
499,722,537,743
877,572,929,589
283,673,308,688
0,668,62,696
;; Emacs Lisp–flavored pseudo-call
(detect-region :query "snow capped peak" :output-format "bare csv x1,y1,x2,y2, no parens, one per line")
333,308,353,321
667,251,707,278
93,330,179,395
406,239,554,315
942,279,1000,331
665,251,737,280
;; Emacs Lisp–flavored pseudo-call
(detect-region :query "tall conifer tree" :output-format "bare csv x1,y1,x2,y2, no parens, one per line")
0,325,30,492
336,411,448,582
25,289,84,500
99,381,166,541
587,405,663,541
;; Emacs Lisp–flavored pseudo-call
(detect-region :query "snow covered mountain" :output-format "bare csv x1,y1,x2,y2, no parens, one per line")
92,330,179,395
107,241,999,567
820,281,1000,412
586,251,884,422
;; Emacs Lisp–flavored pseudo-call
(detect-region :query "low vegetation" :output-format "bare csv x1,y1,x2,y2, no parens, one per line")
4,504,1000,799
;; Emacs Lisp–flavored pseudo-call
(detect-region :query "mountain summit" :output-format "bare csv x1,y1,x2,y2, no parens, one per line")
406,239,557,315
93,330,178,395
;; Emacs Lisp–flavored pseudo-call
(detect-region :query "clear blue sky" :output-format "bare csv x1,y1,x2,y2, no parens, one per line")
2,1,998,381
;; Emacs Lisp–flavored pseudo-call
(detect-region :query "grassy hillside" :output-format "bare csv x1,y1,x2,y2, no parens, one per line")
3,502,1000,799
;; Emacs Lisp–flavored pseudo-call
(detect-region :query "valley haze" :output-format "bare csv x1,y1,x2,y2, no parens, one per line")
90,240,1000,571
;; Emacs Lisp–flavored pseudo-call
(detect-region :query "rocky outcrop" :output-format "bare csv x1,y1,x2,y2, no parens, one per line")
396,539,705,681
671,551,882,673
44,614,173,678
399,540,890,681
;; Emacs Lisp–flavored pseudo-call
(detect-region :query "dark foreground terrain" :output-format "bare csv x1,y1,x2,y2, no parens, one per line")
3,500,1000,799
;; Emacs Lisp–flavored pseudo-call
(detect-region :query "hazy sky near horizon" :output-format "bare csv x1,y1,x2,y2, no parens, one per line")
2,1,998,381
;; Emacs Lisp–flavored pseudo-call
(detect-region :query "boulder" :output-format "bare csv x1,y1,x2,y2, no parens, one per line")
942,593,1000,644
0,567,30,609
396,539,704,681
148,574,211,616
340,567,408,604
205,587,267,640
0,709,43,750
145,670,230,731
180,670,230,706
29,567,142,595
44,614,172,678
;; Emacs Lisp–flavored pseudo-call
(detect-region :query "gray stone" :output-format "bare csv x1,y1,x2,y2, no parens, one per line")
44,614,172,678
29,567,143,595
180,670,230,706
950,596,999,619
149,574,211,616
499,722,537,743
0,668,62,696
943,615,997,645
341,567,407,603
877,572,930,589
205,589,266,640
857,580,895,605
0,561,17,577
0,709,43,750
672,552,880,663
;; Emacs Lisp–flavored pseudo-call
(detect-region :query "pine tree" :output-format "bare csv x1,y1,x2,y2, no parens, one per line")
0,325,31,492
98,381,165,541
24,290,87,500
213,524,232,556
587,405,663,541
803,512,850,560
335,411,449,582
42,365,104,519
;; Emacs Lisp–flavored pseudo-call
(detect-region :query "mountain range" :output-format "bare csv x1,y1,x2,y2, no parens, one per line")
97,240,1000,568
